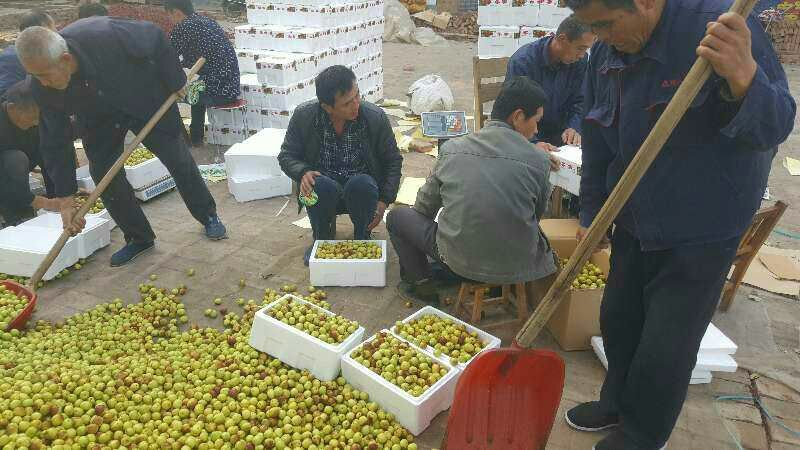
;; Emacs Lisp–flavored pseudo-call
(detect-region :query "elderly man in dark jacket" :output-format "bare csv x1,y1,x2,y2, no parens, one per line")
16,17,226,267
278,65,402,265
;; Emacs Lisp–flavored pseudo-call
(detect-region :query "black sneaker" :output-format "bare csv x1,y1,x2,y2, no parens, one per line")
593,430,667,450
565,401,619,432
110,242,154,267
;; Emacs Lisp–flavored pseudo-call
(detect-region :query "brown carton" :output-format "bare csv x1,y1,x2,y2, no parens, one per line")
529,220,611,351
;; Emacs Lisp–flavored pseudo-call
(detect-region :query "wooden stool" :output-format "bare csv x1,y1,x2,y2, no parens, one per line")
452,281,529,328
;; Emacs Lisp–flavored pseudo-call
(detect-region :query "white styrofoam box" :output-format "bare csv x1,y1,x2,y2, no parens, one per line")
25,213,111,259
256,52,314,86
313,48,334,72
76,165,96,191
260,26,326,53
591,337,720,385
208,104,247,129
341,330,459,435
367,0,382,18
269,109,294,129
134,177,176,202
480,4,539,26
246,3,278,25
248,294,366,381
700,323,738,355
235,25,258,49
519,26,554,46
224,128,286,179
240,73,264,107
478,26,520,58
0,226,80,280
537,1,569,28
309,240,387,287
548,144,582,196
228,173,292,202
237,48,272,74
480,0,512,6
393,306,502,371
125,156,170,190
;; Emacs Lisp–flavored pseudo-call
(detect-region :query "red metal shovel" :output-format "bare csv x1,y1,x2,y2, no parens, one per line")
443,0,759,446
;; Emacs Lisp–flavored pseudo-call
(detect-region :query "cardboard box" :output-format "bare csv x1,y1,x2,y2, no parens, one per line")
529,220,610,351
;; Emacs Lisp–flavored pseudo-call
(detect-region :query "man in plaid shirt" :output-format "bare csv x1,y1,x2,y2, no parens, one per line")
279,66,403,265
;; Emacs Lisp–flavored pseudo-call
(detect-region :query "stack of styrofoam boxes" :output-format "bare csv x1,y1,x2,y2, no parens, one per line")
249,294,366,381
236,0,385,135
224,127,293,202
0,214,111,281
206,104,249,146
592,323,738,385
477,0,569,58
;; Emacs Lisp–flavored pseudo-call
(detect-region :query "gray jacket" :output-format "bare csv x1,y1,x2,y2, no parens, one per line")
414,120,557,284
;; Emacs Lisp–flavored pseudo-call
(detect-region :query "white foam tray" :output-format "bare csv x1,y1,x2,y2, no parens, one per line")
224,128,286,179
125,156,170,190
309,240,387,287
591,336,725,385
134,177,176,202
393,306,501,372
699,323,738,355
228,174,292,203
249,294,365,381
342,330,458,435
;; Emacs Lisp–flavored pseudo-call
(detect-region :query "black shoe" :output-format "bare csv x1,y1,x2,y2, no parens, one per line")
204,215,227,240
593,430,667,450
566,401,619,432
398,279,440,304
110,242,154,267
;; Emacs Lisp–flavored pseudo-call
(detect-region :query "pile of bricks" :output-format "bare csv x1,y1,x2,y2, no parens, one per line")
764,19,800,64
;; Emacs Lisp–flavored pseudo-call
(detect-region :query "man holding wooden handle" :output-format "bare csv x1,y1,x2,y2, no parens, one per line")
562,0,795,448
15,17,227,267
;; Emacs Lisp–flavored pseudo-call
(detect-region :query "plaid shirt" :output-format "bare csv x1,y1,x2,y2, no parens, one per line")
318,113,367,179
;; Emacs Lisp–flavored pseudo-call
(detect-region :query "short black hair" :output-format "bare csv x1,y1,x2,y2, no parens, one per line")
315,65,357,107
78,2,108,19
491,77,547,121
556,14,592,40
19,9,53,31
4,79,38,112
565,0,635,11
164,0,195,16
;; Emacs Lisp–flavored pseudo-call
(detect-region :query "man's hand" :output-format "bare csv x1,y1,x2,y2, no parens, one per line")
576,226,610,251
697,12,757,99
300,171,321,196
367,201,388,232
56,196,86,236
561,128,581,146
536,142,560,172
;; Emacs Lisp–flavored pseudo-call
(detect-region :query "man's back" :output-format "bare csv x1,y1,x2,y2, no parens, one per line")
0,46,26,97
419,120,555,284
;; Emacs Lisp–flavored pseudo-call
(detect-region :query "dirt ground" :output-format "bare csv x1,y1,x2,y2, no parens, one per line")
7,25,800,450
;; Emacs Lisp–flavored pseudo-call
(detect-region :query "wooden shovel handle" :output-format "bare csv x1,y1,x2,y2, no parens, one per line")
516,0,760,347
28,57,206,290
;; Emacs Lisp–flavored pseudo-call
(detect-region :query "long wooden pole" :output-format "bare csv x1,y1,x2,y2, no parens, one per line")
28,58,206,290
516,0,760,347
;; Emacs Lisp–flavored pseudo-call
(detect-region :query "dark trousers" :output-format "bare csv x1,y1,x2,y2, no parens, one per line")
0,149,36,225
190,92,237,143
84,116,217,244
598,227,739,448
307,174,378,241
386,206,456,283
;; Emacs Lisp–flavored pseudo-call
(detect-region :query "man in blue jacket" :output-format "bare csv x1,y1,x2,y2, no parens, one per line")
562,0,795,448
506,14,594,146
16,18,227,267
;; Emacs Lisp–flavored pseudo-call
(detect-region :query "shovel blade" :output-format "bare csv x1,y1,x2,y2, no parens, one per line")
444,347,565,450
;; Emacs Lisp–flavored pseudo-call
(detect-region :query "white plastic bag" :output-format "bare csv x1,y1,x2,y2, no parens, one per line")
407,75,455,115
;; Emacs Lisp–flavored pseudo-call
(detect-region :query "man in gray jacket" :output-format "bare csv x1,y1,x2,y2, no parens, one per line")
386,77,557,303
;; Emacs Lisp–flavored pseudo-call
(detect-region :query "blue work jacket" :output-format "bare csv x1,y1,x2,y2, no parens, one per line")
506,35,587,143
0,46,26,96
579,0,795,250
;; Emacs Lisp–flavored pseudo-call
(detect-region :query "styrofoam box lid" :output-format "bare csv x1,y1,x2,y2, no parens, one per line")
0,226,72,253
19,213,108,234
229,173,290,185
256,293,365,351
343,330,457,405
309,240,387,263
394,305,502,370
699,323,737,354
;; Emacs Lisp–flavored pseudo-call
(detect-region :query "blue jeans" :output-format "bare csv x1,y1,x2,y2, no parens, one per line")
307,174,378,241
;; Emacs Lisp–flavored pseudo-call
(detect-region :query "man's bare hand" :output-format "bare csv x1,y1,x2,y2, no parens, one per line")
300,171,321,196
561,128,581,146
367,201,388,232
536,142,560,171
698,12,757,99
576,226,610,251
57,196,86,236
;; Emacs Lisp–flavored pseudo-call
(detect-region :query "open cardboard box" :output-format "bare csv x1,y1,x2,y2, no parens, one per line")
530,219,610,351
